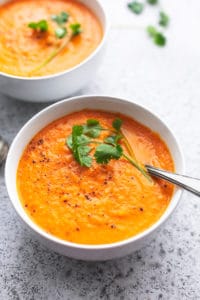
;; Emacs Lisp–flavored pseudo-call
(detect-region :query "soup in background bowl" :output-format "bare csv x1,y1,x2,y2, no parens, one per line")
0,0,103,77
0,0,108,102
5,96,184,260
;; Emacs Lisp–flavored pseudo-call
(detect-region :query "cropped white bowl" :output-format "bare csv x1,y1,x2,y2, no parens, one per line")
5,96,184,260
0,0,108,102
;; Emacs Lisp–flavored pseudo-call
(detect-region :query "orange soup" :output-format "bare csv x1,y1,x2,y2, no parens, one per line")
17,110,174,245
0,0,102,77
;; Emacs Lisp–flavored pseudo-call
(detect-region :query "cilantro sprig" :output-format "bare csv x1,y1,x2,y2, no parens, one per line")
28,11,82,75
66,118,151,180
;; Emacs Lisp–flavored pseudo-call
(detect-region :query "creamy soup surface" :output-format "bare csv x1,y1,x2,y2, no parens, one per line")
17,110,174,245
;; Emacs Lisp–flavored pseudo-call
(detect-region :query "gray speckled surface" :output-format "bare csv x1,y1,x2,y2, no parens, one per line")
1,0,200,299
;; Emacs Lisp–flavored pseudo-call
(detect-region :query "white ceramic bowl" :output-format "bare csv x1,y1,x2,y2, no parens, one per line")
5,96,185,260
0,0,108,102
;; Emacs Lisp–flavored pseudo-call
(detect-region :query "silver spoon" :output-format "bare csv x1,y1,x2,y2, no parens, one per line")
0,136,9,166
146,165,200,197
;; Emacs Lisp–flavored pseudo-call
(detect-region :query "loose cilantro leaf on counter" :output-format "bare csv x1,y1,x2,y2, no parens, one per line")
159,11,169,27
28,20,48,32
147,0,158,4
147,26,166,46
128,1,144,14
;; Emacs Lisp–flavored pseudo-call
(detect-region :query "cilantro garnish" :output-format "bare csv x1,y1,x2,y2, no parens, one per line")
112,118,122,131
104,134,122,145
55,27,67,39
82,119,102,138
70,23,82,36
67,125,92,167
51,12,69,25
66,118,151,180
159,11,169,27
128,1,144,14
147,26,166,46
94,144,123,164
28,20,48,32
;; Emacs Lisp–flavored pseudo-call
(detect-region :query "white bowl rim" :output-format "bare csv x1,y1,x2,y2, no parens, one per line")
0,0,109,81
5,95,185,251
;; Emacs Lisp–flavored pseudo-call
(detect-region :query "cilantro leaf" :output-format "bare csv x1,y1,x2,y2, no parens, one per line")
94,144,123,164
128,1,144,14
51,12,69,25
147,26,166,47
154,32,166,46
159,11,169,27
28,20,48,32
104,135,122,145
112,118,122,132
147,25,157,37
86,119,99,126
67,125,93,167
70,23,82,36
55,27,67,39
83,119,102,138
147,0,158,4
72,125,83,137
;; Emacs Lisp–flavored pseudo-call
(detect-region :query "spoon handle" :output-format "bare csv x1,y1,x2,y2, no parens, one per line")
146,165,200,197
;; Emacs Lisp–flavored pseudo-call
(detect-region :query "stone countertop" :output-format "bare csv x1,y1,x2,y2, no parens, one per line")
0,0,200,299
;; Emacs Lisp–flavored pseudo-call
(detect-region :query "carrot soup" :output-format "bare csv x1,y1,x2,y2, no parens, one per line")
17,110,174,245
0,0,103,77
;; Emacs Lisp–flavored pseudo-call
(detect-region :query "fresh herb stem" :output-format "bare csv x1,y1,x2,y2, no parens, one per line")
122,153,152,181
100,128,136,159
29,33,72,75
119,129,136,160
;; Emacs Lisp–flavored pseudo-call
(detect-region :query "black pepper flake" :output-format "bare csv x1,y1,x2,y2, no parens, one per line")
139,207,144,212
110,224,116,229
32,160,36,164
164,184,167,188
25,204,28,208
37,139,44,145
84,194,91,201
63,200,68,203
76,227,80,231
